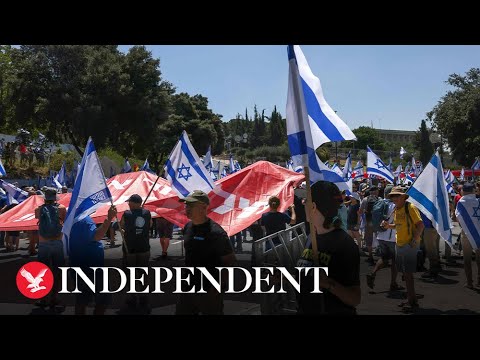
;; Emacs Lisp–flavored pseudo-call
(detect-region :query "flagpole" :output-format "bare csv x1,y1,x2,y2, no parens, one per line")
142,174,161,208
93,150,129,254
303,167,319,266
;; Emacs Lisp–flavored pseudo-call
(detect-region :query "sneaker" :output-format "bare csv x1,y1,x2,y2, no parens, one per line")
161,252,168,259
389,283,404,291
366,273,375,289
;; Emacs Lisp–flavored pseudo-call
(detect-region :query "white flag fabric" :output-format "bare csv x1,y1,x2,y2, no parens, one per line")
406,151,452,247
455,194,480,250
286,45,356,169
0,179,28,205
53,162,67,188
342,151,352,181
164,131,214,198
459,167,465,181
353,160,364,180
141,158,156,175
203,146,213,172
331,163,344,177
229,154,236,174
62,137,112,255
366,146,394,184
444,170,456,194
122,158,132,173
0,158,6,177
400,147,406,159
393,164,403,177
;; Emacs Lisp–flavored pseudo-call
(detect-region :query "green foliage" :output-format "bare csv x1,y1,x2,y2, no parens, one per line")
356,149,367,163
345,126,385,151
414,119,434,166
427,68,480,166
48,151,79,173
316,146,330,163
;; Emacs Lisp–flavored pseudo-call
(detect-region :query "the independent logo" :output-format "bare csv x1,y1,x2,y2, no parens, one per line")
16,261,54,299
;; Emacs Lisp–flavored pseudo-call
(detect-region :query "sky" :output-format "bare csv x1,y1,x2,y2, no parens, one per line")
118,45,480,131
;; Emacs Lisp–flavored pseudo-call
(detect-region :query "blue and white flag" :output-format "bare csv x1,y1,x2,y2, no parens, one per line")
229,154,236,174
400,147,406,159
330,163,343,177
455,194,480,250
287,158,295,171
0,179,28,205
221,165,228,179
407,151,452,247
164,131,214,198
286,45,356,170
393,164,403,177
472,157,480,170
234,160,242,172
366,146,394,184
342,151,352,181
388,157,393,171
203,146,213,172
62,137,112,255
444,169,456,194
0,158,6,177
211,160,221,181
141,158,156,174
53,162,67,188
353,160,364,180
459,167,465,181
122,158,132,173
405,173,416,185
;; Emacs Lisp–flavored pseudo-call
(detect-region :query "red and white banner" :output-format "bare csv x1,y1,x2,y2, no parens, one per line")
0,162,304,236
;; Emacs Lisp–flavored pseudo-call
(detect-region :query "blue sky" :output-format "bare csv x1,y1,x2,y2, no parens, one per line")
119,45,480,131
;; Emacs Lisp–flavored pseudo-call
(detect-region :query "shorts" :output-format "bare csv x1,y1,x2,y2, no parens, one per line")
71,268,112,306
38,240,65,270
157,218,174,238
378,240,395,261
395,243,418,273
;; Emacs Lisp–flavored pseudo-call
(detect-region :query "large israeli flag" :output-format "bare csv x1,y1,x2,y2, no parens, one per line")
164,131,214,198
455,194,480,250
366,146,394,184
62,137,112,255
0,179,28,205
407,151,452,247
286,45,356,169
0,158,6,177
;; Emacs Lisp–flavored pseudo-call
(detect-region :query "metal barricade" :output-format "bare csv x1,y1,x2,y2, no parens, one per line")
251,222,308,314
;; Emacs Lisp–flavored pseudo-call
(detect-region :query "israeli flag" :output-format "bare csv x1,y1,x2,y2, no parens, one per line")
287,158,295,171
221,165,228,178
122,158,132,173
53,162,67,188
164,131,214,198
400,147,406,159
229,154,237,174
444,169,456,194
62,137,112,255
234,160,242,172
405,163,411,174
331,163,344,177
353,160,364,180
342,151,352,181
388,157,393,171
406,151,453,247
211,160,220,181
405,173,416,185
366,146,394,184
0,158,6,177
0,179,29,205
459,167,465,181
455,194,480,250
286,45,356,170
203,146,213,172
472,157,480,171
141,158,156,174
393,164,403,177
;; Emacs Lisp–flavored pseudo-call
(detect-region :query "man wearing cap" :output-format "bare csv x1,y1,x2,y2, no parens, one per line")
455,182,480,289
34,187,67,308
176,190,236,315
119,193,152,313
346,191,362,251
381,186,424,312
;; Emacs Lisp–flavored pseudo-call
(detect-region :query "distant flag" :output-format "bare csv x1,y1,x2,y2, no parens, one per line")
407,151,452,247
286,45,356,172
229,154,236,174
459,167,465,181
455,192,480,250
62,137,112,255
366,146,394,184
325,161,330,168
234,160,242,172
388,156,393,171
415,160,423,177
287,158,295,171
393,164,403,177
330,163,343,177
53,162,67,188
221,165,229,178
405,173,416,185
211,160,221,181
0,179,29,205
0,158,6,177
405,163,411,174
342,151,352,181
164,131,214,198
141,158,156,174
203,146,213,172
121,158,132,173
353,160,364,180
444,169,456,194
400,147,406,159
472,157,480,170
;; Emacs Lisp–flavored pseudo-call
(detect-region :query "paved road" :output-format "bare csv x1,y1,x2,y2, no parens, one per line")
0,223,478,315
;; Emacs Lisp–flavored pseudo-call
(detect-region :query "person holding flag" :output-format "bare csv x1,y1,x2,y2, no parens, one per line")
455,182,480,289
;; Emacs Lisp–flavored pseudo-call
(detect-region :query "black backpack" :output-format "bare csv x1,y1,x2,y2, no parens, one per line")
38,203,62,238
365,196,378,221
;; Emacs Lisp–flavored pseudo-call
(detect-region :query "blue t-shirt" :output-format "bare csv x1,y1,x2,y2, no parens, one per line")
69,216,104,268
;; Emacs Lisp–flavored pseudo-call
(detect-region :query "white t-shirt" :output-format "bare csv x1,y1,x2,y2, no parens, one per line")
376,201,396,242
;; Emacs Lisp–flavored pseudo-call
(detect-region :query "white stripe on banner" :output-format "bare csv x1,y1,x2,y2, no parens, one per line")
455,195,480,250
407,151,452,246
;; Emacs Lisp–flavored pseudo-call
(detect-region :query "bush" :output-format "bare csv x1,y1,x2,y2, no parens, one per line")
49,151,80,173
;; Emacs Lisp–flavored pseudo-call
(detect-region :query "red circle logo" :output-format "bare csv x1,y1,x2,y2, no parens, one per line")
16,262,54,299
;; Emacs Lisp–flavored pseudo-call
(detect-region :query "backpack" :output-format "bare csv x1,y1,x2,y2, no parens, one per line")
38,203,62,238
365,196,378,221
371,199,389,232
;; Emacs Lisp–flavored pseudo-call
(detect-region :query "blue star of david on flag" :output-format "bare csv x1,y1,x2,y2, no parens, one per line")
177,163,192,181
374,159,388,170
473,204,480,221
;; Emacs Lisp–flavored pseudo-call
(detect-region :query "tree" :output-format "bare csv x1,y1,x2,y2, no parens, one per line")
414,119,433,166
269,106,285,146
427,68,480,166
345,126,385,151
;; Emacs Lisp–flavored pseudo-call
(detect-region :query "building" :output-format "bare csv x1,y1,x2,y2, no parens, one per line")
374,129,417,144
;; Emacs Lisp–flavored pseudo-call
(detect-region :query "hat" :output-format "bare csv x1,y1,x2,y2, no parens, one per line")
369,185,378,192
311,181,343,218
350,192,361,202
43,187,58,201
179,190,210,205
387,186,409,199
126,194,143,204
462,182,474,192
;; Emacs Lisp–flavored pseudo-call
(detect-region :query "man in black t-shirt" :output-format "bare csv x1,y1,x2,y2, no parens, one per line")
176,190,236,315
261,196,296,250
297,181,361,315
